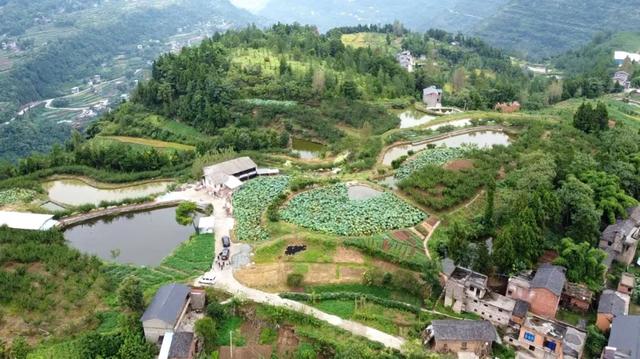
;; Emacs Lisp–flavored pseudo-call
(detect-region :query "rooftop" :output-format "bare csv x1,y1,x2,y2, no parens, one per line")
598,290,630,316
524,315,567,340
169,332,194,358
513,300,530,318
0,211,59,231
563,282,594,302
430,320,497,342
203,157,257,177
441,258,456,278
141,283,190,326
606,315,640,359
531,264,566,297
563,326,587,359
621,273,636,288
450,266,488,289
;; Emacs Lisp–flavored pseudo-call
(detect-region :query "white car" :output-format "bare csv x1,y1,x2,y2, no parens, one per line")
199,274,216,285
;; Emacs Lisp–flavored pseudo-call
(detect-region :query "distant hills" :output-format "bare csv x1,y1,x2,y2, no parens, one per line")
474,0,640,59
256,0,510,33
253,0,640,59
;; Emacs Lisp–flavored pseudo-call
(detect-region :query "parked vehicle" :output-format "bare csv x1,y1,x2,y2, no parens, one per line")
199,273,216,285
222,235,231,248
220,248,230,261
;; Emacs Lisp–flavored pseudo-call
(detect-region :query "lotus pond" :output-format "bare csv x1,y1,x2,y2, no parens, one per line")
280,184,426,236
232,176,290,241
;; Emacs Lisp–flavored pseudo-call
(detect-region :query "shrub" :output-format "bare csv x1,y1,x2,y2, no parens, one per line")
287,273,304,288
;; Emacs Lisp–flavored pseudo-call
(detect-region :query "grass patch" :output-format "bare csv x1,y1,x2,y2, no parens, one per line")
305,283,422,306
99,135,195,151
215,316,246,347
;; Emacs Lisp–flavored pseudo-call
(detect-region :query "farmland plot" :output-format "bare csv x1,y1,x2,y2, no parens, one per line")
233,176,290,241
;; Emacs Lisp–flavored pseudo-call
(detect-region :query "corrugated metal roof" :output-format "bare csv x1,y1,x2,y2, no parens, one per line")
0,211,58,231
141,283,189,326
203,157,257,177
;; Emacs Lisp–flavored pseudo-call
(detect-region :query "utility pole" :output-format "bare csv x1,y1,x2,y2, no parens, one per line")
230,330,233,358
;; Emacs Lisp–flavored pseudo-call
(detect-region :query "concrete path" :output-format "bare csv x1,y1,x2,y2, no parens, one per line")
422,220,440,259
191,190,407,351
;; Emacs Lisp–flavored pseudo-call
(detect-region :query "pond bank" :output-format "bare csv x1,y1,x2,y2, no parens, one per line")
57,199,183,229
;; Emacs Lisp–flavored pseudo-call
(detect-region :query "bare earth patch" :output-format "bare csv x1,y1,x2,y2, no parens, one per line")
333,246,365,264
444,159,474,171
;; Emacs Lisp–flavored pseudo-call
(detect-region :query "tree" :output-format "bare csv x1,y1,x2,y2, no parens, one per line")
452,67,466,92
473,242,492,275
117,276,144,312
557,175,601,244
175,201,198,228
341,79,360,100
579,170,637,224
573,101,608,133
421,260,441,299
483,179,496,231
206,301,227,321
493,225,517,274
287,273,304,288
554,238,606,290
195,317,217,354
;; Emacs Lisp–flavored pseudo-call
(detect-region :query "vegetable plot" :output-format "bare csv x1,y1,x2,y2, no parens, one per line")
395,147,469,180
280,184,425,236
233,176,290,241
0,188,37,206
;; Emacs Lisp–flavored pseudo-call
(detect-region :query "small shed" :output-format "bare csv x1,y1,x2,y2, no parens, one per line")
618,272,635,295
561,282,594,312
197,217,215,234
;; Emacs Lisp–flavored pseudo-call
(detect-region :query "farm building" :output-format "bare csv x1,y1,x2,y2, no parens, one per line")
618,273,635,295
202,157,258,189
422,86,443,108
423,320,497,356
506,264,566,318
600,206,640,267
0,211,59,231
202,157,280,193
443,265,516,326
141,283,191,343
396,50,415,72
596,290,630,332
158,332,197,359
196,216,215,234
507,315,586,359
560,282,593,312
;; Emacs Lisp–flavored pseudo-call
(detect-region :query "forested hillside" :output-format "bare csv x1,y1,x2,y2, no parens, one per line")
474,0,640,58
0,0,258,161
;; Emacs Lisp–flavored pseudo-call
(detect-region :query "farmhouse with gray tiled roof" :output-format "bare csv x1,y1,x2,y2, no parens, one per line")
531,264,566,297
424,320,497,356
141,283,191,343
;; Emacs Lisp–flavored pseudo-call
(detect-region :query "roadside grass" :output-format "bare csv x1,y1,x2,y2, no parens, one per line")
98,135,195,151
215,316,246,347
308,299,424,336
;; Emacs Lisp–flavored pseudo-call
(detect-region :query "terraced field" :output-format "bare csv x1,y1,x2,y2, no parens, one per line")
343,230,428,270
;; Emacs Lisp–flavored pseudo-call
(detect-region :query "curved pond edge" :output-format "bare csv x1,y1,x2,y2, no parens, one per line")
42,175,175,190
379,125,514,166
57,200,184,229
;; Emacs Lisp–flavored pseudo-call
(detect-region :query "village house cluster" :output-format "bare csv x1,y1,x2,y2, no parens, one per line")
425,206,640,358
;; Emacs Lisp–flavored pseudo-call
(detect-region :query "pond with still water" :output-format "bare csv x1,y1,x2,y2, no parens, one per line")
292,138,326,160
398,110,436,129
347,185,383,200
382,130,510,165
44,179,172,206
64,207,195,266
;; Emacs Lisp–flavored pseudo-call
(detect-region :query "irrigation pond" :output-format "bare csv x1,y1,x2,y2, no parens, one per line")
43,178,173,206
64,207,195,266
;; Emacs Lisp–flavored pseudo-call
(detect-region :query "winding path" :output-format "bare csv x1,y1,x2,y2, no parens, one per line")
196,192,407,351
